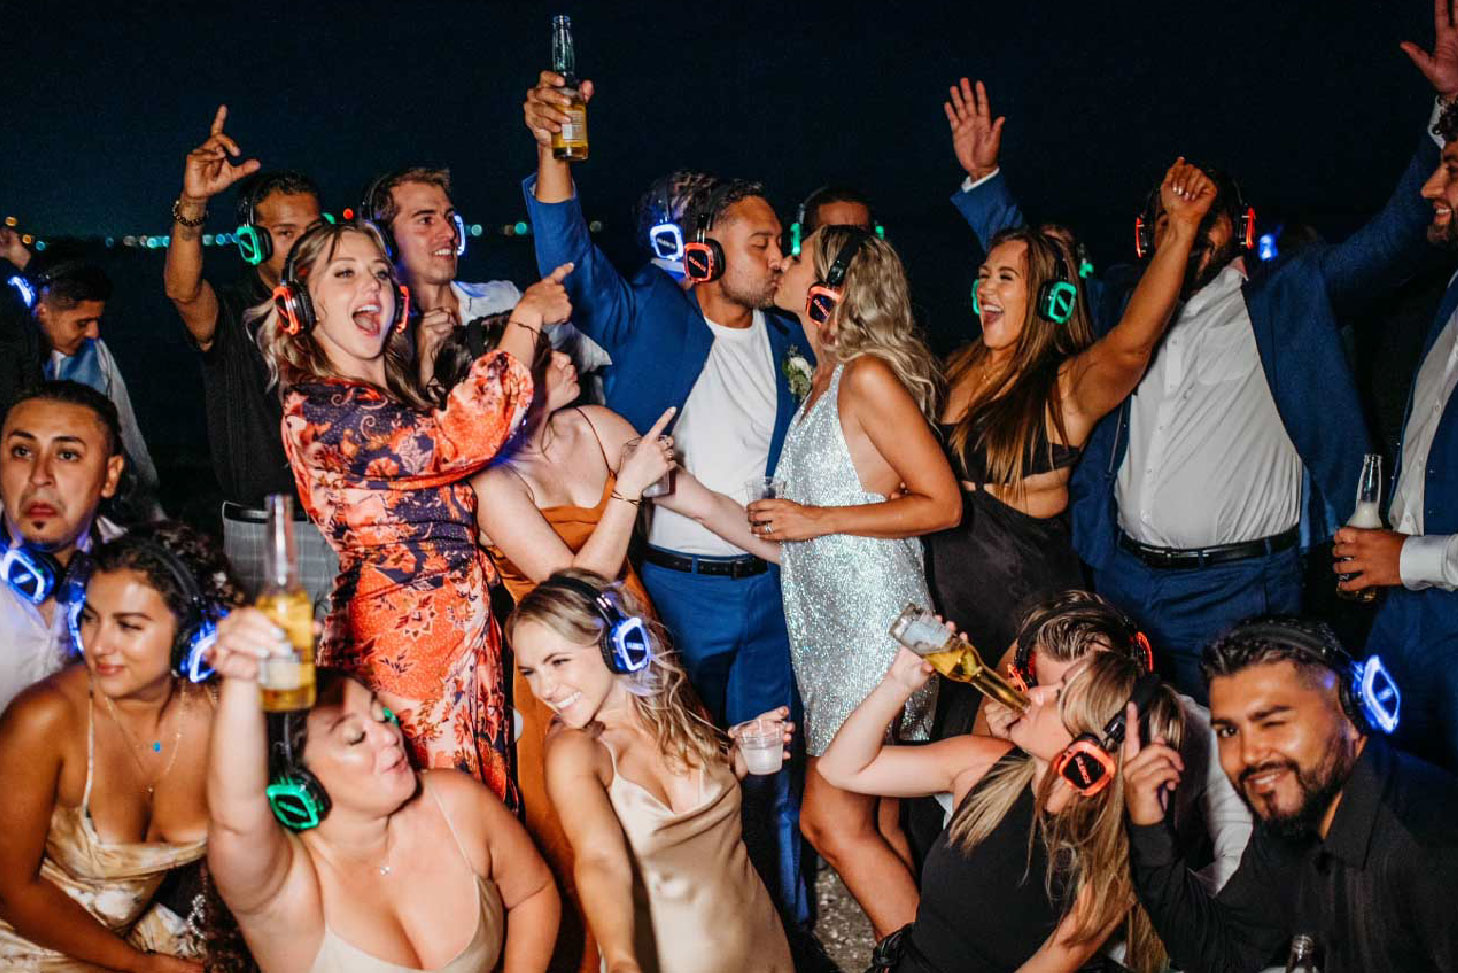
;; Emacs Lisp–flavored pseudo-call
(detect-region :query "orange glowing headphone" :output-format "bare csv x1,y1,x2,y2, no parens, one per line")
271,227,410,337
1052,672,1163,798
806,228,873,326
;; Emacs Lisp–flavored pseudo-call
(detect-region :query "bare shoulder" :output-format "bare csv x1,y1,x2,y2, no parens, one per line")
0,665,85,744
947,737,1017,799
543,723,611,780
842,354,900,392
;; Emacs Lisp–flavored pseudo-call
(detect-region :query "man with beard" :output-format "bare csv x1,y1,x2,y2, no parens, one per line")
522,71,812,935
0,382,124,712
1333,82,1458,772
1121,617,1458,972
942,12,1457,699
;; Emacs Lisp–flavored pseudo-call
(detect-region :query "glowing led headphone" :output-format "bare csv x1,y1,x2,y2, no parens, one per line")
790,187,884,257
806,228,873,326
271,225,411,337
1233,621,1401,735
647,181,685,262
549,575,652,674
1053,672,1163,798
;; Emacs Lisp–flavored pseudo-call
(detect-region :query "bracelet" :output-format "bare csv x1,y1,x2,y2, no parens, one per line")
506,317,542,337
171,197,207,227
610,490,642,506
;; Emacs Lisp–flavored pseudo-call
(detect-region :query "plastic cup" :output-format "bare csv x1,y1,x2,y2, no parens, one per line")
738,718,785,775
745,476,787,502
624,435,675,498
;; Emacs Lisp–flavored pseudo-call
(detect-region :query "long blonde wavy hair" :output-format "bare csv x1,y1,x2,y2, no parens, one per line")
944,227,1095,491
809,227,941,419
505,568,725,773
251,221,432,409
948,652,1184,973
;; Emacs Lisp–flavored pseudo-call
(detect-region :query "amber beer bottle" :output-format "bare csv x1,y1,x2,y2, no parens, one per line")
550,14,589,161
888,605,1029,713
255,494,316,711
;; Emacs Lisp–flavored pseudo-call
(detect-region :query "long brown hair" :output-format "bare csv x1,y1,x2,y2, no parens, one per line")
945,227,1095,490
252,222,432,409
947,652,1184,973
506,569,725,773
810,227,941,419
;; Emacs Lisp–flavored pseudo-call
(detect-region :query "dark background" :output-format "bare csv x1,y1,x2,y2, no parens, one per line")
1,0,1445,510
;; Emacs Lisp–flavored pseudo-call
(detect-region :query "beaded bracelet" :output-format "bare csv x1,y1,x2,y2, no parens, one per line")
171,197,208,227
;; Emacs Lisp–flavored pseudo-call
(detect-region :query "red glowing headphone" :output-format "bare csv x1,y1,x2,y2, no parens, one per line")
1052,672,1163,798
683,185,729,284
805,228,873,325
272,228,410,336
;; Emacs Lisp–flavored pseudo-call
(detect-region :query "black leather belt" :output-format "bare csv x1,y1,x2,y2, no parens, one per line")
1117,526,1300,570
642,546,768,579
221,501,311,523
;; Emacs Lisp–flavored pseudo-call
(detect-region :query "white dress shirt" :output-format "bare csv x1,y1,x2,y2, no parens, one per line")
1391,302,1458,590
649,311,776,556
1117,264,1303,548
452,278,611,399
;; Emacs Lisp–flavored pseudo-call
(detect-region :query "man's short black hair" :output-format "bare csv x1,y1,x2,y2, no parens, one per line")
1202,615,1348,691
800,185,873,236
633,169,719,255
34,259,111,309
5,380,122,457
1436,101,1458,144
235,169,323,226
683,178,770,231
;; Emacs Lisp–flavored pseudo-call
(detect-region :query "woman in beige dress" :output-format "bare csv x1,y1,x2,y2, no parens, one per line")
507,569,792,973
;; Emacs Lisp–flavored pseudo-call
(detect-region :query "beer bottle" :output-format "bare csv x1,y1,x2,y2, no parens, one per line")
550,15,589,162
888,605,1029,712
1336,453,1382,603
255,494,317,711
1284,933,1320,973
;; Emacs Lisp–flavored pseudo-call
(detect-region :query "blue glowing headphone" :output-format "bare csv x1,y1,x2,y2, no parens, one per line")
73,537,224,684
647,181,684,262
2,521,68,606
1236,621,1401,735
550,575,652,674
7,273,36,309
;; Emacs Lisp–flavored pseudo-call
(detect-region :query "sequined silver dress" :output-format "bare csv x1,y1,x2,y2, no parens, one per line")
775,363,937,755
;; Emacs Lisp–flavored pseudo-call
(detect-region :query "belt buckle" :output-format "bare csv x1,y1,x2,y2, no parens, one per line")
728,558,749,579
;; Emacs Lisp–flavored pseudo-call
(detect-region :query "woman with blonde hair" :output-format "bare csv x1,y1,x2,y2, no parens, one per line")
743,226,959,936
507,569,792,973
927,160,1215,739
820,641,1184,973
253,218,567,802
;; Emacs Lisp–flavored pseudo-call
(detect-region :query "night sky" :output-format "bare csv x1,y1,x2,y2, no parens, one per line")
1,0,1442,489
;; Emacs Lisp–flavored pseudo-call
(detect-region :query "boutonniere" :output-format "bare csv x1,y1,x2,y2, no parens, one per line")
782,345,813,401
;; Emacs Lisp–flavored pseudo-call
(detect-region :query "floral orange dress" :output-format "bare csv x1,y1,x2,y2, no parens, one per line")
282,351,532,804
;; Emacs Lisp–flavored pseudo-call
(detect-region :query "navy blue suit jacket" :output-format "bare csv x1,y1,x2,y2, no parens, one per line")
522,176,811,477
951,129,1439,568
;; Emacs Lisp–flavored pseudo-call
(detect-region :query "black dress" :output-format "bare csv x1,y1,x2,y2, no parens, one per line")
924,421,1086,738
897,754,1067,972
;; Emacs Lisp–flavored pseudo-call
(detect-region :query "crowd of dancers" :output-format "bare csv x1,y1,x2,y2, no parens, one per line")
1,5,1458,972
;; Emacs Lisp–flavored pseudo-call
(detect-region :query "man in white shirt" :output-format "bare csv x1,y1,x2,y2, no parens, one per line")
0,382,124,713
1335,93,1458,770
362,166,610,396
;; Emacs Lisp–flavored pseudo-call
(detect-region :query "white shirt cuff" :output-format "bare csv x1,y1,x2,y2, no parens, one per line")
1430,96,1449,148
1399,533,1458,591
959,168,1002,193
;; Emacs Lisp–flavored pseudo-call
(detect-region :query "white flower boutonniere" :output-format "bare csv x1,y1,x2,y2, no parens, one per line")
783,345,813,401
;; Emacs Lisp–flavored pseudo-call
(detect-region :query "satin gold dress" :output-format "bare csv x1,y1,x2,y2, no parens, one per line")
601,736,792,973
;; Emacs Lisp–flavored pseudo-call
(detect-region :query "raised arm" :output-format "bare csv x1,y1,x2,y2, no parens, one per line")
1058,161,1213,437
655,470,783,563
819,647,1010,800
164,105,260,350
475,406,675,581
0,686,171,972
543,731,643,973
205,610,308,922
748,358,961,541
946,78,1026,248
522,73,644,356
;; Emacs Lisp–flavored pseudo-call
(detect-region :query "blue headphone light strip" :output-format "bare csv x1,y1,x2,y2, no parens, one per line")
551,575,653,674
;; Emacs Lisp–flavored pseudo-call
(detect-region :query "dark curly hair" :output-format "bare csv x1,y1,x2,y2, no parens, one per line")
1014,589,1150,675
633,169,719,256
681,177,769,233
90,521,246,620
1436,100,1458,144
1201,615,1348,691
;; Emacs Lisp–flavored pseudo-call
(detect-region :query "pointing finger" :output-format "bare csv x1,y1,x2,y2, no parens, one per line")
210,104,227,136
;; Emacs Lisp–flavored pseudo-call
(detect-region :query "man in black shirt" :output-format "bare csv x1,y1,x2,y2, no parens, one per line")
162,105,336,604
1122,616,1458,972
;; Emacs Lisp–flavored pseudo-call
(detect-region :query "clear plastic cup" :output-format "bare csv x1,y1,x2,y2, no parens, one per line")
737,718,785,775
745,476,787,502
624,435,675,498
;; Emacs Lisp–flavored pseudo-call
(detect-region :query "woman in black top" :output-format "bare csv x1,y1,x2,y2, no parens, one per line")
820,642,1184,973
928,161,1214,737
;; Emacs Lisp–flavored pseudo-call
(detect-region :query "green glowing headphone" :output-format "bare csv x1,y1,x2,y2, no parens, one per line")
266,705,402,832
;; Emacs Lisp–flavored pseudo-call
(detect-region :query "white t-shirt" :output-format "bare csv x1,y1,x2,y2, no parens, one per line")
649,311,777,556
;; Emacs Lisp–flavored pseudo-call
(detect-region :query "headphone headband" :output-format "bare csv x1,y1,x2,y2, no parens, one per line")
548,575,653,674
822,228,873,288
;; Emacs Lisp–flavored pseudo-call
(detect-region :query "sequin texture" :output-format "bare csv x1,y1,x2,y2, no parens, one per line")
774,363,937,754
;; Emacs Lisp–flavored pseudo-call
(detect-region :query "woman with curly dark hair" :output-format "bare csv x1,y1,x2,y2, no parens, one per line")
0,522,243,971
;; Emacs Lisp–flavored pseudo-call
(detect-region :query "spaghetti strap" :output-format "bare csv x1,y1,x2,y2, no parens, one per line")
574,407,612,470
82,696,96,813
502,462,538,505
426,778,475,870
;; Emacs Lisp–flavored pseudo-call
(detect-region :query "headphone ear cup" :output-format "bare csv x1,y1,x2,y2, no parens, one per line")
1134,215,1151,260
395,285,411,334
970,279,981,315
266,768,332,832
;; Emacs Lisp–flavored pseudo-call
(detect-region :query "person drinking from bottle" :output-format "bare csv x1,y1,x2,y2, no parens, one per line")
253,219,558,802
204,608,558,973
819,643,1183,973
0,522,242,971
507,570,792,973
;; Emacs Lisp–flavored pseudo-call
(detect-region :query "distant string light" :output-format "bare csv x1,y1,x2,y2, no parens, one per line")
2,217,594,250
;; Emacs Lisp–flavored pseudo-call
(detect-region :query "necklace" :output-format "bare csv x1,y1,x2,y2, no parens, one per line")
321,823,396,878
101,685,187,796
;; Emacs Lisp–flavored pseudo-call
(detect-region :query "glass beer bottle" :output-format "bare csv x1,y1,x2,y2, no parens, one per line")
1284,933,1320,973
255,494,316,711
1336,453,1382,604
550,15,589,161
888,605,1029,712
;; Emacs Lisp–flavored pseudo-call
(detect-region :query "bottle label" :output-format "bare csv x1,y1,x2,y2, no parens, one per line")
260,654,303,691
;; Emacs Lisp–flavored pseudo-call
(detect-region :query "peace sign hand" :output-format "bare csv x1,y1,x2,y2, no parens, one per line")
181,105,262,203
